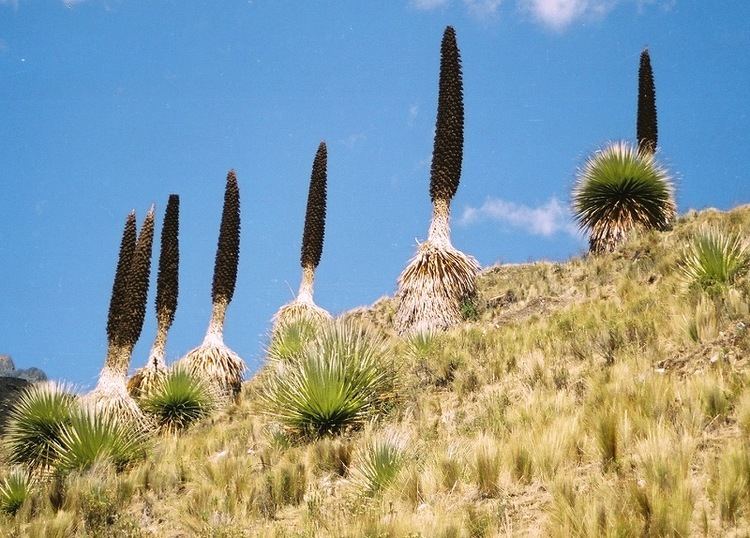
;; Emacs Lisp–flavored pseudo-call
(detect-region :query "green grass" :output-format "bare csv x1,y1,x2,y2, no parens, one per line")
1,206,749,536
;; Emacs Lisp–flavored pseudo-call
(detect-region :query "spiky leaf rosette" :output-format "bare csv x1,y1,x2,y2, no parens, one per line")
429,26,464,203
573,141,675,254
300,142,327,269
637,48,658,154
156,194,180,330
3,382,77,472
680,226,750,294
106,211,137,345
118,207,155,351
394,241,479,335
212,170,240,306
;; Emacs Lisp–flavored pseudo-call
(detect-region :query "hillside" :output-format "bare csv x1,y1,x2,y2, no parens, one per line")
2,206,750,537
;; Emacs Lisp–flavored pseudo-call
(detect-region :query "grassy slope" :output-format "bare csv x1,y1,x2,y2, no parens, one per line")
2,206,750,537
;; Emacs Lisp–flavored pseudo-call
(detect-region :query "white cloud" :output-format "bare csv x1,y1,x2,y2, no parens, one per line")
410,0,450,9
340,132,367,149
459,196,579,237
519,0,619,30
464,0,504,18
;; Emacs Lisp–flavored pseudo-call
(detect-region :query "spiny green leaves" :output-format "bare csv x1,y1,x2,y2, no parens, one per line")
156,194,180,329
106,212,137,345
429,26,464,203
680,227,750,294
260,321,397,437
637,48,658,155
140,366,216,434
3,382,77,471
212,170,241,305
573,141,675,254
301,142,327,270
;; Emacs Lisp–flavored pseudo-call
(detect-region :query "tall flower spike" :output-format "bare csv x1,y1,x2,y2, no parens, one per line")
300,142,327,270
127,196,180,399
637,48,657,154
156,195,180,330
106,211,137,346
429,25,464,203
120,207,155,351
212,170,240,306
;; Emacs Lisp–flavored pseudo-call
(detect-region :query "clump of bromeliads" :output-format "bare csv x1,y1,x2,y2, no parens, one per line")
394,26,480,335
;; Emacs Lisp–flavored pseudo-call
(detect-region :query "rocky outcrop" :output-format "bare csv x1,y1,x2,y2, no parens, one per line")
0,354,48,382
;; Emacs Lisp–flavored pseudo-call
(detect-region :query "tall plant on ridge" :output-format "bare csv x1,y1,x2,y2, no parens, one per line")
394,26,479,335
128,194,180,399
273,141,332,331
86,208,155,424
572,49,675,254
637,48,657,155
180,170,245,400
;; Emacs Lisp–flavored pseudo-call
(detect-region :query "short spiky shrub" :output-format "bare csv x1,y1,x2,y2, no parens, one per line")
140,366,216,434
260,321,397,437
53,407,148,472
680,227,749,294
3,382,77,471
350,430,407,497
0,468,34,515
394,27,479,334
573,141,675,254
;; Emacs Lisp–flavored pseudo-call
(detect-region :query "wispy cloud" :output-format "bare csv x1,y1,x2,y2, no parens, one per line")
340,132,367,149
410,0,450,9
518,0,619,30
464,0,504,18
459,196,579,237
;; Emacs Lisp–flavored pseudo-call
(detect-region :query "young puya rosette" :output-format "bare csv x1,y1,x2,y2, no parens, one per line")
180,171,245,400
394,26,479,335
86,207,155,425
128,195,180,399
573,49,674,254
273,142,332,330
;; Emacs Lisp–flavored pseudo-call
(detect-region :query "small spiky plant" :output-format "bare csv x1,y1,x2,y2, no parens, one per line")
637,48,657,155
273,142,332,331
680,226,750,294
573,141,675,254
394,26,479,335
86,208,155,425
180,171,245,400
128,195,180,399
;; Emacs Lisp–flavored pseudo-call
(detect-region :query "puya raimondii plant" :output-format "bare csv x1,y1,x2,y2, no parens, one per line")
180,170,246,401
272,142,332,332
128,194,180,399
394,26,480,335
573,49,675,254
86,208,155,426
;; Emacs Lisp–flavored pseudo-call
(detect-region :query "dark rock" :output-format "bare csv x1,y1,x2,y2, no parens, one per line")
0,376,31,433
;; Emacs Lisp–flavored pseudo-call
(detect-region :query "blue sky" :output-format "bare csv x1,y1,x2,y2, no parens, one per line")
1,1,747,387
